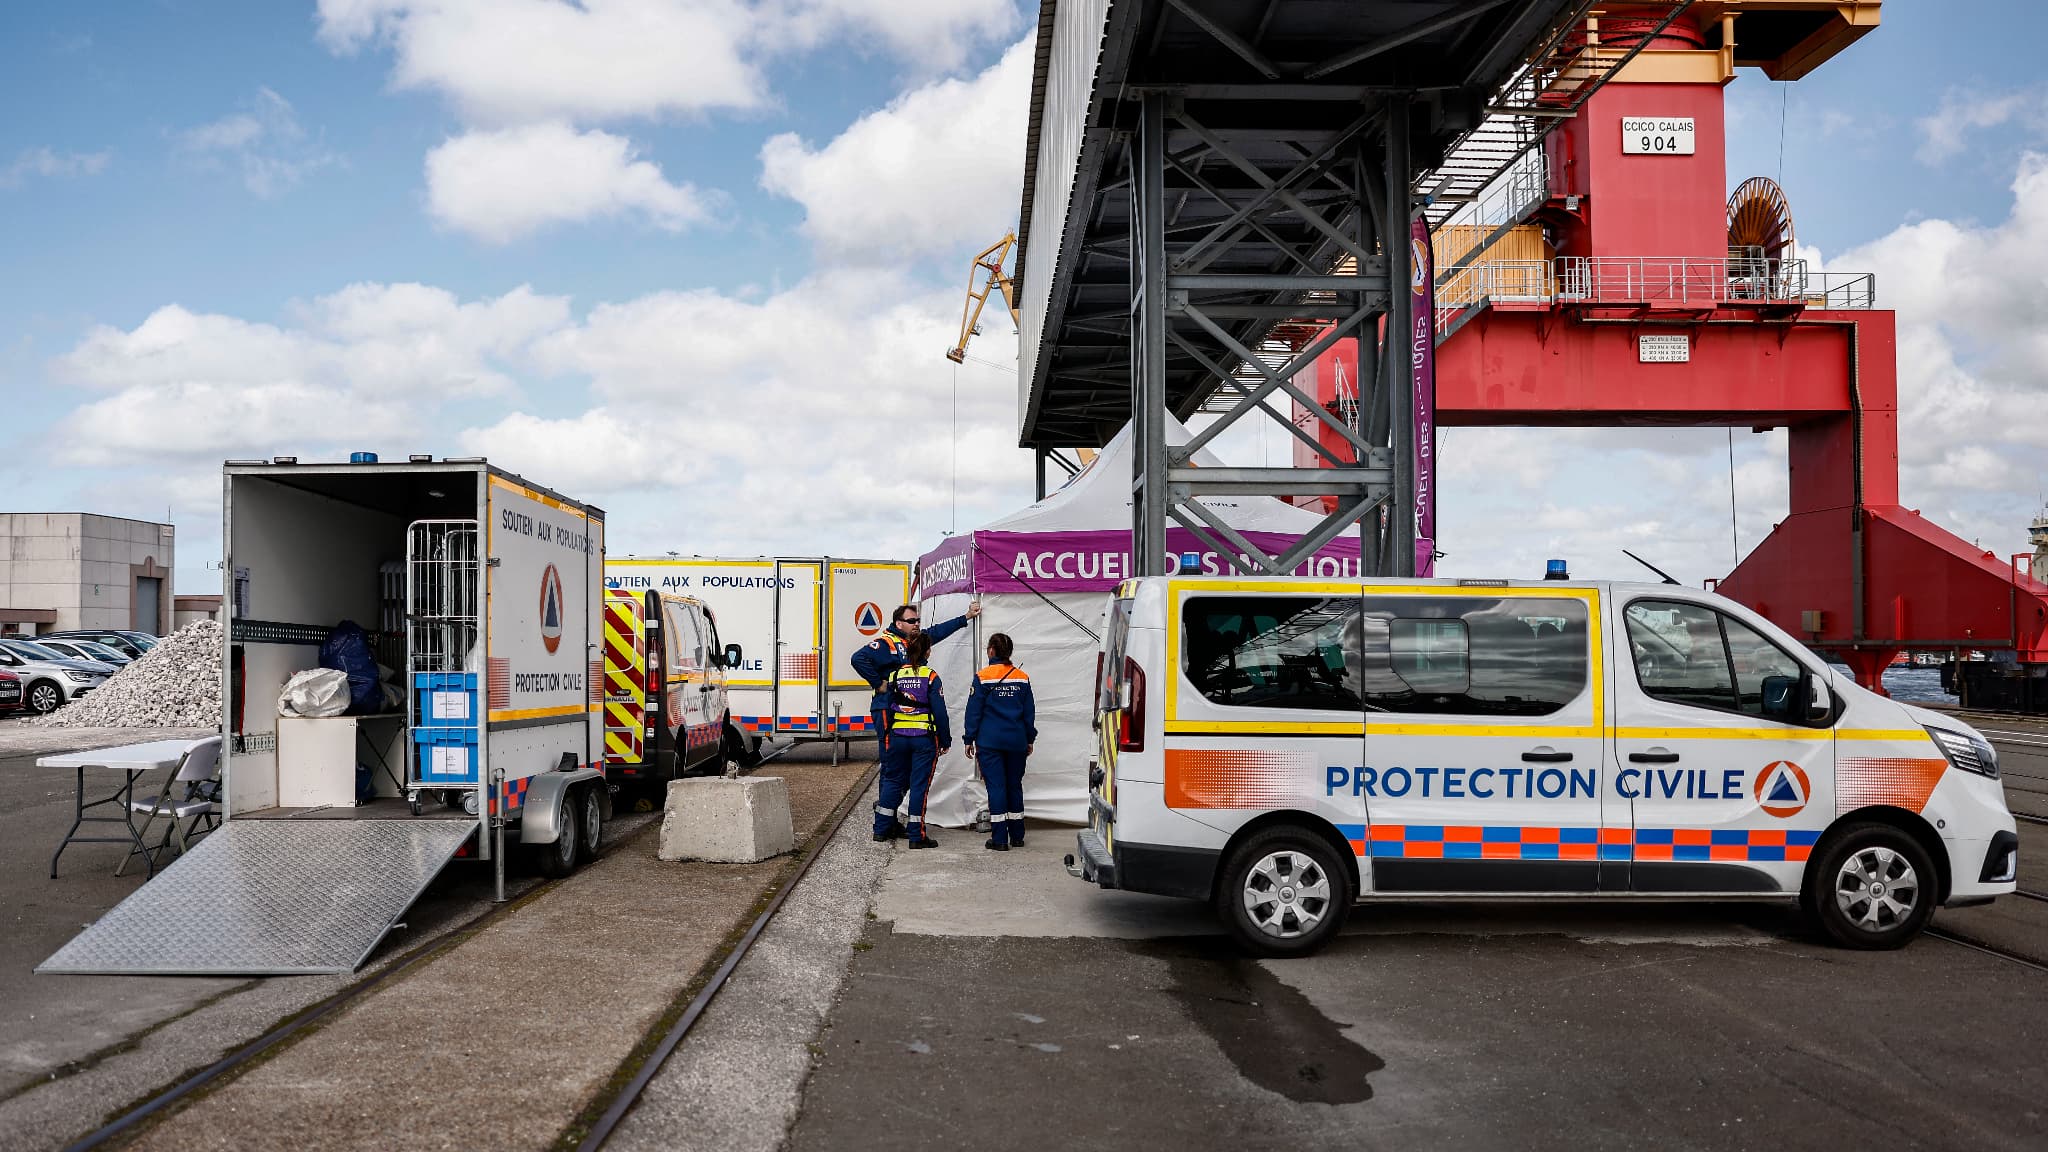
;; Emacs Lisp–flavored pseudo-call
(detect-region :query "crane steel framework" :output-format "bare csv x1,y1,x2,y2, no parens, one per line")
1018,0,1688,579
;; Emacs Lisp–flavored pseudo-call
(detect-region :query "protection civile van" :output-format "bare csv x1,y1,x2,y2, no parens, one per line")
1068,576,2018,957
598,588,744,797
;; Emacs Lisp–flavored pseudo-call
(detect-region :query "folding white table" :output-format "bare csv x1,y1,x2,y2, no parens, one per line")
43,738,214,879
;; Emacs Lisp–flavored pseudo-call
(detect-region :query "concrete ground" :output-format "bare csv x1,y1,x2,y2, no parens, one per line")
0,728,871,1152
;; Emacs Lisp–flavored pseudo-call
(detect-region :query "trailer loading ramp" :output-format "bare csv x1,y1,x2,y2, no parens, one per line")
38,820,475,976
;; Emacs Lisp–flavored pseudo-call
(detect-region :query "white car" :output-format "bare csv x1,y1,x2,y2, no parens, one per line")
0,639,117,715
1069,576,2018,956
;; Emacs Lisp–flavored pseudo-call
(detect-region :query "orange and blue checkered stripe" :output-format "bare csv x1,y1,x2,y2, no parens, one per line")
735,714,876,735
1335,824,1821,863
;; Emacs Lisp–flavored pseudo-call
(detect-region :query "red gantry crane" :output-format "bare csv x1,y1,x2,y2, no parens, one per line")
1289,1,2048,708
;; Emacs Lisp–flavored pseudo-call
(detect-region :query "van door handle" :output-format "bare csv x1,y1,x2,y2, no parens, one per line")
1629,750,1680,764
1520,749,1573,763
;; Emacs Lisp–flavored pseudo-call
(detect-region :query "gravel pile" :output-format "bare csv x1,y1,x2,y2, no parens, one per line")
34,620,224,729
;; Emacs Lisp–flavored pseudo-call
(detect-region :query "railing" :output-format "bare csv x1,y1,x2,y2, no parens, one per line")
1435,255,1875,338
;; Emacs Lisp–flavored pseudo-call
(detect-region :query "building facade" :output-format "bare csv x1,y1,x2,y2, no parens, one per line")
0,513,176,636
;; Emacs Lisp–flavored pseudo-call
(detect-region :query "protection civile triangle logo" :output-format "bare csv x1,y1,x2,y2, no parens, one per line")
1753,760,1811,818
540,565,564,654
854,601,883,636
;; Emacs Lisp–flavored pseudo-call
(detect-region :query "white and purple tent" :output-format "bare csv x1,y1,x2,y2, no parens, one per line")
912,418,1363,827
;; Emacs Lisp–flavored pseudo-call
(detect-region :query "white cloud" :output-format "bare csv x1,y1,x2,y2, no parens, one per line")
760,35,1031,265
425,122,715,243
763,0,1023,74
178,88,336,197
1915,86,2048,165
1,147,110,186
316,0,767,123
52,284,569,465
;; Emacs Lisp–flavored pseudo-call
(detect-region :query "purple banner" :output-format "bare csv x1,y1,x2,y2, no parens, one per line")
1410,216,1437,577
915,529,1365,599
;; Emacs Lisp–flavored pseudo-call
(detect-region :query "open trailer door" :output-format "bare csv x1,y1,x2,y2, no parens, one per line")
825,559,911,737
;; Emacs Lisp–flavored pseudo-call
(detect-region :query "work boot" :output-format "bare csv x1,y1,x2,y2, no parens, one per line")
907,834,939,849
984,837,1009,852
872,824,903,843
1010,827,1026,847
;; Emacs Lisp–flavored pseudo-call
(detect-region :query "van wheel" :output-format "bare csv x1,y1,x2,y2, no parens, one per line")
1805,822,1936,950
1216,827,1352,958
575,786,603,864
533,791,580,879
724,719,760,767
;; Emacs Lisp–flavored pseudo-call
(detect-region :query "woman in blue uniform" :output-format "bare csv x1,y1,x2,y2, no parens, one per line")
964,632,1035,851
878,634,950,848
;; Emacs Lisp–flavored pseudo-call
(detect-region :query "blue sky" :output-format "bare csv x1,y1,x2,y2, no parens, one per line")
3,1,2046,598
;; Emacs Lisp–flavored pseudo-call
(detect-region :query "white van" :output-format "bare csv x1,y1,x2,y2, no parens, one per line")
600,589,745,797
1068,577,2018,956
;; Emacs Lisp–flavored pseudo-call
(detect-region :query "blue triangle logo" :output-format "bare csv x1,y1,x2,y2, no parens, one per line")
544,584,560,629
1766,770,1799,803
856,604,879,629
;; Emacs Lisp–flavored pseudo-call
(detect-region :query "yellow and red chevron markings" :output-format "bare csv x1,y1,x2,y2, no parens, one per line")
602,590,647,764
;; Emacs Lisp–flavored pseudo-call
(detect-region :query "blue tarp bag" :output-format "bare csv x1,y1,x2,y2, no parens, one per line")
320,621,381,715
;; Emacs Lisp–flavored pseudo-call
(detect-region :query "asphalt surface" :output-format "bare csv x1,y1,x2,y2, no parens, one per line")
776,724,2048,1152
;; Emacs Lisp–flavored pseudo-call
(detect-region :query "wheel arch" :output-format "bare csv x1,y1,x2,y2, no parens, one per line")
1216,810,1361,904
1814,805,1951,904
517,766,605,845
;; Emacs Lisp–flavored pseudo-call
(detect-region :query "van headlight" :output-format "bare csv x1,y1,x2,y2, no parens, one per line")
1926,726,2000,779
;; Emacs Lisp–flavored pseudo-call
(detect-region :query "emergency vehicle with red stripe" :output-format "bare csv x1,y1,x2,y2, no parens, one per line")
1069,577,2018,956
600,588,747,793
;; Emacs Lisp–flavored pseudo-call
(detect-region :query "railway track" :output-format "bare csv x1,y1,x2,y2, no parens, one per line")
61,752,877,1152
1926,927,2048,974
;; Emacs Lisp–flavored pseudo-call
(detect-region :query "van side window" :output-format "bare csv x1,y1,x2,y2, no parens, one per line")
1358,596,1588,716
1181,596,1361,711
665,603,701,672
1625,601,1737,711
1723,616,1805,717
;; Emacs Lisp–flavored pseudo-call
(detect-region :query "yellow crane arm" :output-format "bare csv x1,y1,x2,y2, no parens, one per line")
946,231,1020,364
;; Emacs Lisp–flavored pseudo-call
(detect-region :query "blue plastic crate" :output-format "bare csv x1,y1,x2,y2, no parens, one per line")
413,726,480,785
413,672,479,729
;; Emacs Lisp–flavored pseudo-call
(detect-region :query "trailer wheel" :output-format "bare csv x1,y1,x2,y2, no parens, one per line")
534,791,580,879
575,785,603,864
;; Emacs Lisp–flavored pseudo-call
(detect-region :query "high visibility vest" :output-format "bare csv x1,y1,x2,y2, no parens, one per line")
886,664,938,731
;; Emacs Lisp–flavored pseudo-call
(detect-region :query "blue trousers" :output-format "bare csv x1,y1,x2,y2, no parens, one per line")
876,731,938,839
979,747,1027,845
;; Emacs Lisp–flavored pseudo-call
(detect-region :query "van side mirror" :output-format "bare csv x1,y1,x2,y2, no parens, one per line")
724,643,743,670
1760,674,1799,721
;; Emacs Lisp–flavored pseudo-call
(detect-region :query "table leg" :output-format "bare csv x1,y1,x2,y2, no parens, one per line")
49,765,89,878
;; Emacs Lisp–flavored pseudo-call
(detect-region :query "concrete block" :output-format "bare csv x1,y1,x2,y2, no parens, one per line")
658,776,795,863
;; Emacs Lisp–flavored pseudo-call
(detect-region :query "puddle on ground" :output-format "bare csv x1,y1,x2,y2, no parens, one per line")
1144,938,1383,1104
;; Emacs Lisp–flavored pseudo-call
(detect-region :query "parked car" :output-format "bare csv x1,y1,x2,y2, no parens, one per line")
0,670,20,713
36,638,135,667
42,629,157,659
0,639,117,714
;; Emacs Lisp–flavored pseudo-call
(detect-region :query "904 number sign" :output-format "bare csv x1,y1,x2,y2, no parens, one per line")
1621,116,1695,156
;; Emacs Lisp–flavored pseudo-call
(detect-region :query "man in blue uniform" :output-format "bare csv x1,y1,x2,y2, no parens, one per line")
964,632,1035,851
875,635,950,848
853,600,976,837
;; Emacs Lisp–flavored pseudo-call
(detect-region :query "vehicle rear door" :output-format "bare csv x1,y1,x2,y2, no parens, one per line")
1359,587,1615,892
661,598,711,767
1613,597,1834,894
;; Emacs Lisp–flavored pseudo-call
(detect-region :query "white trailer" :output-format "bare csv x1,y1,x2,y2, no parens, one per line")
40,457,610,976
604,557,909,743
